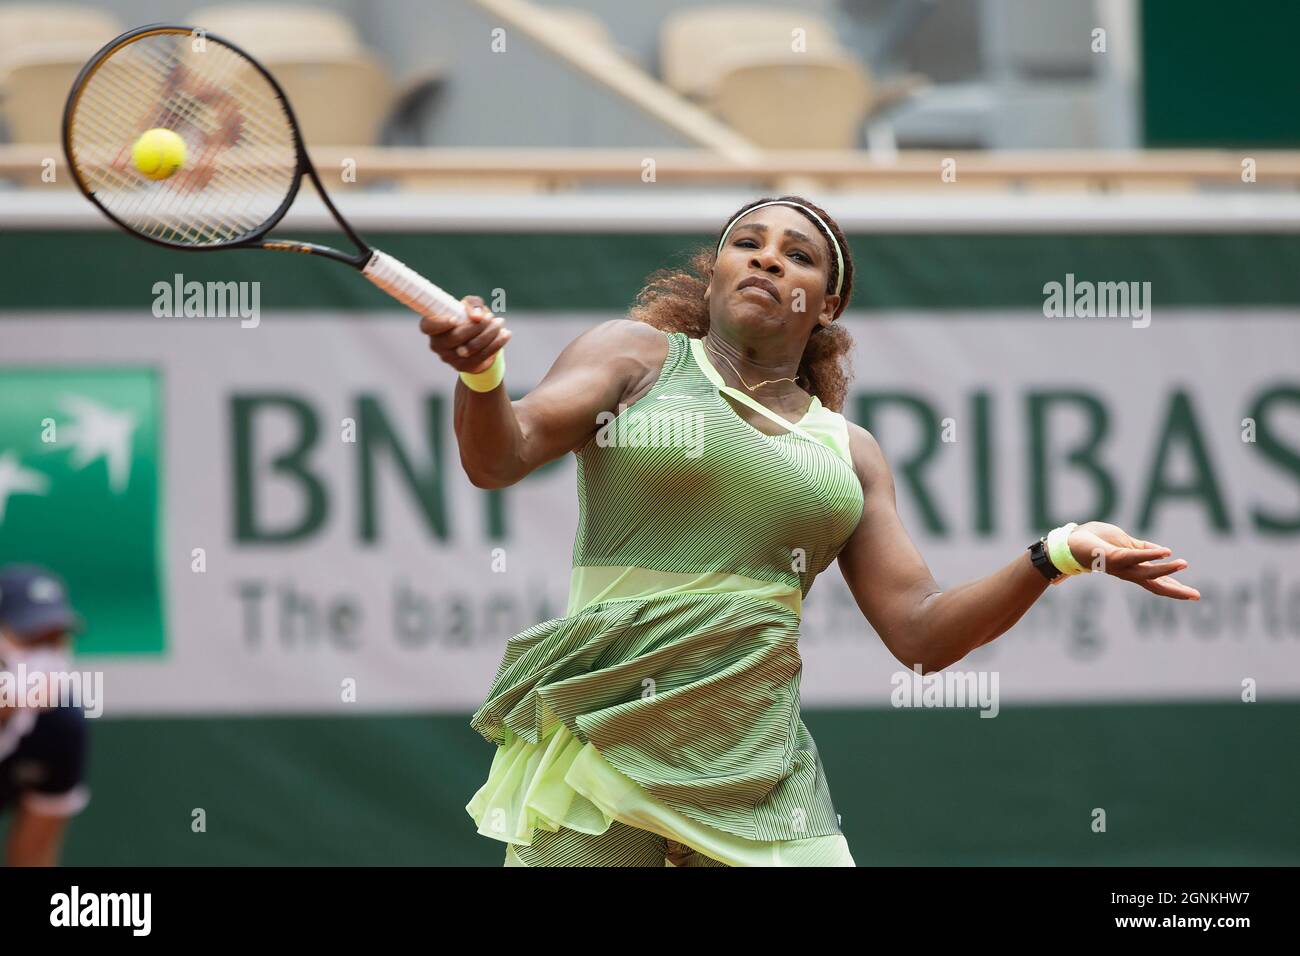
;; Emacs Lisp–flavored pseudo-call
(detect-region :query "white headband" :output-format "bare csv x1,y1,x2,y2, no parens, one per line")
715,200,844,297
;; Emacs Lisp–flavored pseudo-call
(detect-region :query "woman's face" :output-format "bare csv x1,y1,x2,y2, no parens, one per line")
705,205,840,344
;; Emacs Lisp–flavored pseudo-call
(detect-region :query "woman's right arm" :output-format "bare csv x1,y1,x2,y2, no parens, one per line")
421,304,666,489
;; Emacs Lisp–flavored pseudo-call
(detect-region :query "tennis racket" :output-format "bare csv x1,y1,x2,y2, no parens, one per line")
61,23,470,330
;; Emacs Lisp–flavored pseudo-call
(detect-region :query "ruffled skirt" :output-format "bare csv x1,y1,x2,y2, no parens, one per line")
466,584,854,866
465,705,855,866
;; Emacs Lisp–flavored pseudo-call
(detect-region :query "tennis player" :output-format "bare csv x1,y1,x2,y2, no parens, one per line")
422,196,1199,867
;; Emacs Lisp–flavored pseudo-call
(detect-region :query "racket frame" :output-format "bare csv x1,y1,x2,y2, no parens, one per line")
62,22,372,267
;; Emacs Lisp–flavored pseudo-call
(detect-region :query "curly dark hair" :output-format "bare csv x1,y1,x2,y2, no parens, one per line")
628,195,855,412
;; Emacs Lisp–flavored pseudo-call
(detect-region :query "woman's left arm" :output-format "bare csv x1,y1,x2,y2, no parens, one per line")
836,423,1199,674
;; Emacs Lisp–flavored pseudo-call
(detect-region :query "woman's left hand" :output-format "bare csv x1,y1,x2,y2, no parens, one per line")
1067,521,1200,600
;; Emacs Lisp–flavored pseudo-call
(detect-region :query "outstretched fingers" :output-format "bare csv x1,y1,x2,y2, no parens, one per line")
1139,574,1202,601
1103,544,1172,570
1128,558,1189,581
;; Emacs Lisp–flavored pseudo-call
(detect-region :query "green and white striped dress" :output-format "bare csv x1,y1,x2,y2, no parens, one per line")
466,331,865,866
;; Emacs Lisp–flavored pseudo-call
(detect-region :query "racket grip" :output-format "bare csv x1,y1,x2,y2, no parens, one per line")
362,249,467,324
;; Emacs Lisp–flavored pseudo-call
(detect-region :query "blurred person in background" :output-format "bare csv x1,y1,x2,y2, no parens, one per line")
0,564,91,866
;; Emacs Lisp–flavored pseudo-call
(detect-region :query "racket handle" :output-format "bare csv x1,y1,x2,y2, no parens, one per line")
362,249,467,324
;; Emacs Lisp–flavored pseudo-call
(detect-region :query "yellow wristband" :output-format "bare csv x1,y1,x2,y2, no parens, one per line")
459,351,505,393
1046,522,1087,576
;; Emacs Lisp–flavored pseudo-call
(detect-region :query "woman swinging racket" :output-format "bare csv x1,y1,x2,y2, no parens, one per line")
421,196,1199,867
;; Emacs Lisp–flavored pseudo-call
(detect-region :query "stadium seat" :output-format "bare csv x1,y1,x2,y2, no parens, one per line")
0,43,97,142
251,54,395,146
185,4,366,57
186,5,443,146
0,5,122,144
0,4,121,60
660,6,841,99
659,5,924,149
708,56,875,149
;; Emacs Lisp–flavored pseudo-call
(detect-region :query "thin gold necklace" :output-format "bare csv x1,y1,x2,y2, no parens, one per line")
705,337,799,392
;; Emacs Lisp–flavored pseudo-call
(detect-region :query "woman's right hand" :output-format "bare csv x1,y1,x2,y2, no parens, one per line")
419,294,511,374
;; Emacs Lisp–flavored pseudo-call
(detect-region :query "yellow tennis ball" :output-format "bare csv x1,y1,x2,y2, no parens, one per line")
132,128,186,181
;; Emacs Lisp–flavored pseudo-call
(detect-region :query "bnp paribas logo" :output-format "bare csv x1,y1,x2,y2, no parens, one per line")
0,369,165,655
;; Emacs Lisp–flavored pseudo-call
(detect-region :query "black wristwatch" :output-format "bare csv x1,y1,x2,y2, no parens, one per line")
1028,538,1062,582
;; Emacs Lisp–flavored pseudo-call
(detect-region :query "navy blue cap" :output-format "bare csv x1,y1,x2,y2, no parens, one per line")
0,564,83,641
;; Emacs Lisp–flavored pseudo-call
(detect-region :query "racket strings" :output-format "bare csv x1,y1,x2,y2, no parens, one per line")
80,49,231,244
72,50,281,245
130,38,293,238
146,42,300,236
67,29,299,247
139,42,287,243
133,40,293,243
